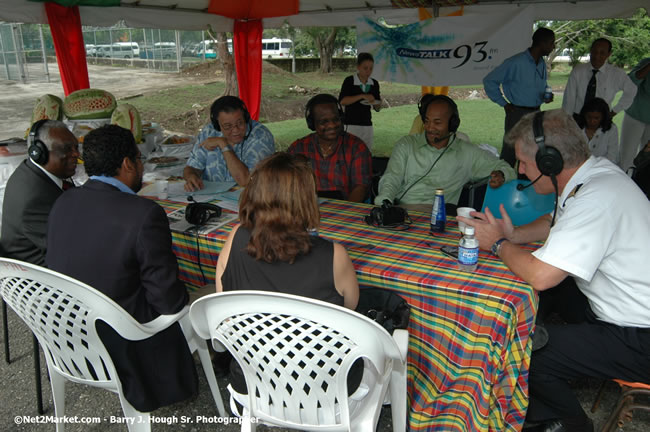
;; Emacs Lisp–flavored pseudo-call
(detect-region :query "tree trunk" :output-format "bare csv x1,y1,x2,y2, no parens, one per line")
317,28,338,74
216,32,237,96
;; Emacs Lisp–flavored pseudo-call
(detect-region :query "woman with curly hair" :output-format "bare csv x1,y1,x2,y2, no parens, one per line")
575,97,619,164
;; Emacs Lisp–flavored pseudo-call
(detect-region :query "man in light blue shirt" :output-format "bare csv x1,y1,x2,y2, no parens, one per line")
483,27,555,166
184,96,274,191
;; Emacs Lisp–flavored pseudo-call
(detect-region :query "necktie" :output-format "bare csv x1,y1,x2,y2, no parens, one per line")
584,69,598,105
62,180,75,191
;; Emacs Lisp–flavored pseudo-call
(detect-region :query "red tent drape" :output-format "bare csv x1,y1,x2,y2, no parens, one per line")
208,0,298,19
233,20,262,121
45,3,89,95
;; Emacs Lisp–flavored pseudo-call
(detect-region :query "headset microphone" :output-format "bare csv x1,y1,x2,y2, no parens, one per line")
517,174,543,191
433,133,453,143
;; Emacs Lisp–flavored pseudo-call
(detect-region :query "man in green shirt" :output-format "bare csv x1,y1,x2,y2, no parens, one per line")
375,95,515,212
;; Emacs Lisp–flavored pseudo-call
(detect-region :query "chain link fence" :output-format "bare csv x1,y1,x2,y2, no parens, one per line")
0,21,222,82
0,23,52,82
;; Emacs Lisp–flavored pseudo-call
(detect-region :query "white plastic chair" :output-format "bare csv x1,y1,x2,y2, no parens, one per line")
190,291,409,432
0,258,226,432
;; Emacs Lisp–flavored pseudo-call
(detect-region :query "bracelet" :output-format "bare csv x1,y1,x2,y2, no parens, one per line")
221,145,234,153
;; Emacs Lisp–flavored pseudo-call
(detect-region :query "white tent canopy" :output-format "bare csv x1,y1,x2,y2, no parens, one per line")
1,0,649,30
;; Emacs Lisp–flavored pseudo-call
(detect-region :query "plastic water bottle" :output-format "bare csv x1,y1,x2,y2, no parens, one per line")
430,189,446,233
458,226,479,272
544,85,553,102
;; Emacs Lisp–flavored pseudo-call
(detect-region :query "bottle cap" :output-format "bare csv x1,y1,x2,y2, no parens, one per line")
465,226,475,235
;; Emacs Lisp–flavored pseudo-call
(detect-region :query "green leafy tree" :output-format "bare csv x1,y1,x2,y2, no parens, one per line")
546,8,650,68
304,27,339,73
333,27,356,56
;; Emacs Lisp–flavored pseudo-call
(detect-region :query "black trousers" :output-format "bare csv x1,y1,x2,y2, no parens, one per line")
526,279,650,425
501,105,539,167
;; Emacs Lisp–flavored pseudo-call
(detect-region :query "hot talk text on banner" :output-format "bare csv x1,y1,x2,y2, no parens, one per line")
357,8,534,87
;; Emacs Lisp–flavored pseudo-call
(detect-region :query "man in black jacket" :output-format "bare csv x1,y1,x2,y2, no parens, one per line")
0,120,78,264
46,125,198,412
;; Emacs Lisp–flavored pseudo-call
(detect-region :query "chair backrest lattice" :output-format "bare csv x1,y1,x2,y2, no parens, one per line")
0,260,132,391
220,312,357,425
190,291,405,431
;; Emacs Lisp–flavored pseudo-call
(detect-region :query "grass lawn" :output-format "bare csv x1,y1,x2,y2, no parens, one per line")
268,67,625,159
267,67,579,157
269,95,567,158
127,62,625,159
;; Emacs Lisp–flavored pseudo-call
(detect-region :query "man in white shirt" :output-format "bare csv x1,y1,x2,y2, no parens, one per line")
460,109,650,432
562,38,637,119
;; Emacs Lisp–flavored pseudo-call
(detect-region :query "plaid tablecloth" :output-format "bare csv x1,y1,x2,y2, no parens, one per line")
159,199,537,432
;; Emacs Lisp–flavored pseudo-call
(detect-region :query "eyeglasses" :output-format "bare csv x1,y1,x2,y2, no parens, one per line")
220,120,246,133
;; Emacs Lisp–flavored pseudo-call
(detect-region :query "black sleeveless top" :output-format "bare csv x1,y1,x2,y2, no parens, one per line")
221,226,343,307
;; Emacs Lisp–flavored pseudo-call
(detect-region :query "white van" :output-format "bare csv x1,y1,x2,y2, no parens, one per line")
152,42,176,59
101,42,140,59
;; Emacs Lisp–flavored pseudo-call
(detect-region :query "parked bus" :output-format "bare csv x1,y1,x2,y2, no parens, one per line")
193,40,218,59
191,38,292,60
261,38,292,59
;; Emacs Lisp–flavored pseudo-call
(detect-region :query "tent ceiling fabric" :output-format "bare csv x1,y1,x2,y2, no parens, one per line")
2,0,649,30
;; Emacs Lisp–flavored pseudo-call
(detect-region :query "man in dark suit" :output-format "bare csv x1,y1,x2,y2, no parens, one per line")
0,120,79,265
46,125,198,412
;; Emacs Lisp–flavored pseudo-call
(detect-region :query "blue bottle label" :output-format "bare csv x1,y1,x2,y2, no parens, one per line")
458,246,479,265
430,195,446,232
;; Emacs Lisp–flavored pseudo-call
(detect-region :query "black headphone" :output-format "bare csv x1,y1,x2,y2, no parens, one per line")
418,94,460,133
532,111,564,177
185,203,222,225
210,96,251,132
305,94,345,131
364,199,411,230
28,119,50,166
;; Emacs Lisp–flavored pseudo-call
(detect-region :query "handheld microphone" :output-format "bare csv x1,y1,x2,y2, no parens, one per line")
517,174,543,191
433,133,453,143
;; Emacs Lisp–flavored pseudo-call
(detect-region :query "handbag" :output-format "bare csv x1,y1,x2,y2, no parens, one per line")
355,288,410,334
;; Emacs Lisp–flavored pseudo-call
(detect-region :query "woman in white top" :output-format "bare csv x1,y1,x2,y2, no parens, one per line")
575,97,619,164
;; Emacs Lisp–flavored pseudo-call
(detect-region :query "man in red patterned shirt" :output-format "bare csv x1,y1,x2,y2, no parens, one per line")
288,94,372,202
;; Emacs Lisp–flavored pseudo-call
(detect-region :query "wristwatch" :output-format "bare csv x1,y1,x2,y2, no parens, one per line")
491,238,508,257
221,145,234,153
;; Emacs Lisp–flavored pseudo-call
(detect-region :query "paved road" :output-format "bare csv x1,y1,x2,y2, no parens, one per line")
0,306,395,431
2,304,650,431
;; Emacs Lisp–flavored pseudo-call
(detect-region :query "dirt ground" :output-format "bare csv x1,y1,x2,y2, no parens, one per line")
0,63,203,140
0,61,479,140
